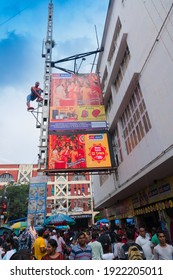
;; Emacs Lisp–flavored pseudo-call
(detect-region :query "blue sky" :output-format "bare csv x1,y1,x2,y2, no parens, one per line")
0,0,109,164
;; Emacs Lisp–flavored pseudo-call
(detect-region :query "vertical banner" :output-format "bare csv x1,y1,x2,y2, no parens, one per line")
27,176,48,228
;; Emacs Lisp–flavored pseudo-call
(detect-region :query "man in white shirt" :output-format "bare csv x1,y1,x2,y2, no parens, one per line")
136,226,153,260
154,230,173,260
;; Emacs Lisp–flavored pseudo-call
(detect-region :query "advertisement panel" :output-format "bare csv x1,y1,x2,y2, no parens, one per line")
27,176,48,228
49,73,107,131
48,133,112,171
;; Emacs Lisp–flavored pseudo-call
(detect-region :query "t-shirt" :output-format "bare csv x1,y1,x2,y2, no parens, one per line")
113,242,123,259
154,244,173,260
151,234,159,245
88,241,103,260
102,253,114,260
69,244,92,260
3,249,16,260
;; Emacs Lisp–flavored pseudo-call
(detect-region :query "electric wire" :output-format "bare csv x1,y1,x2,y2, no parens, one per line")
0,1,33,27
151,0,173,45
141,1,173,73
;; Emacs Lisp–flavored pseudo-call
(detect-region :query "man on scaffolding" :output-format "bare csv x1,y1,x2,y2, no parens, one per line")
26,81,43,110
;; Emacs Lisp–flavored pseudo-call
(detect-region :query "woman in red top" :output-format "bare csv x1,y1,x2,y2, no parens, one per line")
41,239,64,260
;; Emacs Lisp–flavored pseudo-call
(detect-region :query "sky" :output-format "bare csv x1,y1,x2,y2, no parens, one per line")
0,0,109,164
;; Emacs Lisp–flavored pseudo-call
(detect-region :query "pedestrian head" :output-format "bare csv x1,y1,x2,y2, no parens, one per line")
157,230,166,246
139,226,146,238
125,229,134,241
47,239,58,255
37,229,45,237
77,232,86,246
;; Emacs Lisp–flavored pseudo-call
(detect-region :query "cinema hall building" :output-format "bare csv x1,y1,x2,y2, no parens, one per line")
93,0,173,240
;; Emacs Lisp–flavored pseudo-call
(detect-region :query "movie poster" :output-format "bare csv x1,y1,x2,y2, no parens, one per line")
48,133,112,170
49,73,107,131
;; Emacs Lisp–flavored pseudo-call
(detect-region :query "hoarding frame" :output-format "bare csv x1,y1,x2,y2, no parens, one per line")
46,131,116,174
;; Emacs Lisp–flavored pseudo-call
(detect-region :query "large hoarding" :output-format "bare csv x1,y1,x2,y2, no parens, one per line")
49,73,107,131
48,133,113,171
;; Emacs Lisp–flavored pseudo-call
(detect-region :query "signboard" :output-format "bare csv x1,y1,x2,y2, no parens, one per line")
131,179,173,209
49,73,107,131
27,176,48,228
48,133,112,171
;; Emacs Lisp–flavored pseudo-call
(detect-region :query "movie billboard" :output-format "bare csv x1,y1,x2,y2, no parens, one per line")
48,133,112,171
49,73,107,131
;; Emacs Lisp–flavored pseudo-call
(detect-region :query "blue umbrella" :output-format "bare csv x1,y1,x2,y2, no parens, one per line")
44,213,75,226
0,225,12,236
97,218,109,224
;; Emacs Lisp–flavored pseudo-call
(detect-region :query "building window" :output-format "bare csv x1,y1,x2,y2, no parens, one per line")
0,173,14,183
102,67,108,92
72,174,86,181
121,83,151,154
112,125,123,165
108,17,122,62
105,91,113,114
114,46,130,92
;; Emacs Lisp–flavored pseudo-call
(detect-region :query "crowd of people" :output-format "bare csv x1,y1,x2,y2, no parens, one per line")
0,224,173,260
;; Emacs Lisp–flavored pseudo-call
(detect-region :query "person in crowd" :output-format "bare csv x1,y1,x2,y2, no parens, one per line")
102,244,115,260
33,229,47,260
135,226,154,259
134,227,139,241
69,237,78,249
18,228,32,251
69,231,92,260
28,219,37,245
43,230,51,247
97,228,111,253
50,230,66,255
119,229,145,260
110,229,117,253
113,235,124,260
2,237,18,260
1,231,9,244
151,227,160,247
41,239,64,260
0,238,5,260
88,231,103,260
10,249,34,260
154,230,173,260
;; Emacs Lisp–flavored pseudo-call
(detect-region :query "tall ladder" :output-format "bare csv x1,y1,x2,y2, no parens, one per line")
38,1,54,171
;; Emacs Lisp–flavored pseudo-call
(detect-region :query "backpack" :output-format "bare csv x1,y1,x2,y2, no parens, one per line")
123,243,144,260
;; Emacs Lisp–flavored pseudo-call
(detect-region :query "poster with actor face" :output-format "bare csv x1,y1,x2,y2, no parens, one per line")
49,73,107,131
48,133,112,171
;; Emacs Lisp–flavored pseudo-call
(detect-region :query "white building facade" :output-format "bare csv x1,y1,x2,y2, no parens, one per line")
93,0,173,236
